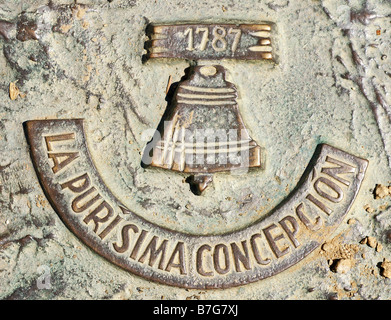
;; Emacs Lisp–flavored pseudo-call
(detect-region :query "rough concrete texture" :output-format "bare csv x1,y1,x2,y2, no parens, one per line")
0,0,390,299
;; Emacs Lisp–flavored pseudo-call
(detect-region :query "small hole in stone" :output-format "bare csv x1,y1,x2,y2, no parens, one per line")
186,175,202,196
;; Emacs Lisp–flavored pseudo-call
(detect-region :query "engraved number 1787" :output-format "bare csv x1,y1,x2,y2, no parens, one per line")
184,26,242,53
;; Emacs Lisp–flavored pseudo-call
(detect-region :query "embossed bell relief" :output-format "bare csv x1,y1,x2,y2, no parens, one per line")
141,24,274,194
23,20,370,289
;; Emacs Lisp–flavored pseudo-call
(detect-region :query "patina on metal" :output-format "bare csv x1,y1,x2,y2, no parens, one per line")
142,65,262,194
145,23,273,61
1,0,389,300
24,119,368,289
143,23,274,193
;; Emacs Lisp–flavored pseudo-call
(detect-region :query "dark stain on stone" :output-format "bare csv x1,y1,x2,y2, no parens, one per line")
350,8,378,26
51,5,74,34
16,16,38,42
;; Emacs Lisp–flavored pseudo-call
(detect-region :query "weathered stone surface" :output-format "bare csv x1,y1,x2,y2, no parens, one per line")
0,0,390,299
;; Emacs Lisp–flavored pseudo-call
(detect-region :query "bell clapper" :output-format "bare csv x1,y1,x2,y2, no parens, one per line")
186,174,213,195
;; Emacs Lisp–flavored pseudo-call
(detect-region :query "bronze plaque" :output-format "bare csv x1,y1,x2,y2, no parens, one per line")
1,0,390,300
24,119,367,288
145,23,273,60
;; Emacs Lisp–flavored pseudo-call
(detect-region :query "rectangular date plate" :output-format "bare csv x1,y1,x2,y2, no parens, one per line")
145,23,273,61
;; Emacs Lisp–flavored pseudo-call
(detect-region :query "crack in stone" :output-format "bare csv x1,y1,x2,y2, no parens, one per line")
321,0,391,167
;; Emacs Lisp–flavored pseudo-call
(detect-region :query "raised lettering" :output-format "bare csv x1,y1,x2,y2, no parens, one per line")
279,215,300,248
211,26,227,52
181,26,245,54
321,156,356,186
130,229,148,260
98,214,122,240
44,133,75,151
230,241,251,272
196,244,213,277
48,152,79,173
184,27,194,51
250,234,271,265
213,244,230,274
71,187,101,213
165,242,187,275
263,224,289,258
61,173,90,193
196,27,209,51
295,203,323,231
228,28,242,52
113,224,138,253
306,193,332,215
25,119,370,289
83,200,114,233
138,236,168,270
314,177,344,203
